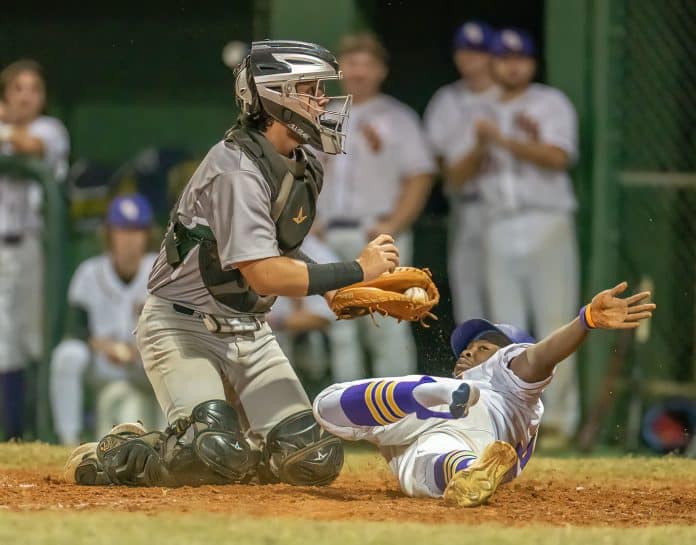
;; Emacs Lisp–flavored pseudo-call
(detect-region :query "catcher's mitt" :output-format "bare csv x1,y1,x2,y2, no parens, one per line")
330,267,439,326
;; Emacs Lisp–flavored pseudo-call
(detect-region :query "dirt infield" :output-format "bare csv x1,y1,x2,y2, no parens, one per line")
2,460,696,527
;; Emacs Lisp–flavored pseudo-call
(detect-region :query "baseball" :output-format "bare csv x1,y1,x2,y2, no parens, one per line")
404,286,428,304
222,40,250,69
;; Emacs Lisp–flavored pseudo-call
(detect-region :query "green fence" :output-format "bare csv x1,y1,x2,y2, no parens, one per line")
578,0,696,446
0,157,68,441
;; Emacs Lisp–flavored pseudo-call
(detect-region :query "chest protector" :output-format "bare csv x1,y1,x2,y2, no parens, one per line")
164,127,323,314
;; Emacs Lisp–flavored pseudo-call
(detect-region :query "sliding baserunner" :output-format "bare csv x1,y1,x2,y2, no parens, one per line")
314,282,654,506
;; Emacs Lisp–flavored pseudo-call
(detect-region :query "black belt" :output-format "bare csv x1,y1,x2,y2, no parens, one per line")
173,303,265,324
0,234,24,246
326,219,361,230
173,303,198,316
326,214,390,230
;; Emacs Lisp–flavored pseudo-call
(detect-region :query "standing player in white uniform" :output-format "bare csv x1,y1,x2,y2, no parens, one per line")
318,33,435,380
423,21,498,322
50,195,163,445
314,282,654,506
0,59,69,440
473,29,581,444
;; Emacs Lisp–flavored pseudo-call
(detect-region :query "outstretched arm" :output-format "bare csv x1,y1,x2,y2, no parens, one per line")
509,282,655,383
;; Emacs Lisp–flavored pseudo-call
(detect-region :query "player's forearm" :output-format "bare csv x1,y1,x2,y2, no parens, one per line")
8,128,45,156
238,256,363,297
238,256,311,296
498,138,568,171
444,146,487,189
387,173,433,233
511,318,587,382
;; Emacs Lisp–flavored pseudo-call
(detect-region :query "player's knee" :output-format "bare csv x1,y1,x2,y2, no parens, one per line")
51,339,90,376
186,399,260,483
264,409,344,486
312,385,355,440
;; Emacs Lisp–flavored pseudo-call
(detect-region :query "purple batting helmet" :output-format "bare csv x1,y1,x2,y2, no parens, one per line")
450,318,535,357
106,194,153,229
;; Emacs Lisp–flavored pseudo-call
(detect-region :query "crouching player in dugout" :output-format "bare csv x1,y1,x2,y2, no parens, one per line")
314,282,654,506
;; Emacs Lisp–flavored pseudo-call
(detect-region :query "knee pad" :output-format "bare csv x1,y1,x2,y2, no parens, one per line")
51,339,90,376
185,400,260,482
264,409,344,486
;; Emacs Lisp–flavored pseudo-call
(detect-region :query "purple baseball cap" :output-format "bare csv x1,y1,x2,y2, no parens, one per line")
107,194,153,229
450,318,535,357
490,28,536,57
453,21,495,52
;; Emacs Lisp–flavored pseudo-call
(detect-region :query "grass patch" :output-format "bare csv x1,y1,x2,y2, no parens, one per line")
0,442,72,469
0,512,693,545
2,442,695,484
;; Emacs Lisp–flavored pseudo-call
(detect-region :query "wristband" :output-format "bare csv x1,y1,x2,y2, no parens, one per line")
306,261,363,296
579,304,597,330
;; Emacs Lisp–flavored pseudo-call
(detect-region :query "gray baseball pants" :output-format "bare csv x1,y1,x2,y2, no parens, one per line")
135,295,311,440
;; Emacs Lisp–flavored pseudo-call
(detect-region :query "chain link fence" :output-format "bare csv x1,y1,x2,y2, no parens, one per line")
613,0,696,386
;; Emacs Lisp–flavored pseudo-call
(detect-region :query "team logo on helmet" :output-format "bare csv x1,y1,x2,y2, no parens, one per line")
119,199,140,222
464,23,484,44
501,30,523,51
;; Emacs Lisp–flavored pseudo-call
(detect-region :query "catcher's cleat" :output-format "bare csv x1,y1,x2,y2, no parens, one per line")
443,440,517,507
64,442,99,484
64,422,149,485
449,383,481,418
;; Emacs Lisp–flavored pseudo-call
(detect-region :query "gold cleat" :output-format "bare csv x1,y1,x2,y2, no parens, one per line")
443,440,518,507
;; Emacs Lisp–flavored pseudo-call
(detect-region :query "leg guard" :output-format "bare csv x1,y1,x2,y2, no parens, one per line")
187,399,260,482
264,410,344,486
97,400,259,487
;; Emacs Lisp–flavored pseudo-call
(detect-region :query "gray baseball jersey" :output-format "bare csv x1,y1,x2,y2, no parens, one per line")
148,139,293,317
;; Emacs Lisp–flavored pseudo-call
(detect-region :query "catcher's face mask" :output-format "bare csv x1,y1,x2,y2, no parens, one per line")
235,40,352,154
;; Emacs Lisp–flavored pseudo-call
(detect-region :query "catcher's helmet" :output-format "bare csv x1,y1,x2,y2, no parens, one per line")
234,40,352,154
450,318,535,357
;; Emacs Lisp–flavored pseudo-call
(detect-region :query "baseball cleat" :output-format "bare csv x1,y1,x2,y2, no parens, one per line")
64,422,149,485
63,442,110,485
443,440,517,507
108,421,147,437
449,383,481,418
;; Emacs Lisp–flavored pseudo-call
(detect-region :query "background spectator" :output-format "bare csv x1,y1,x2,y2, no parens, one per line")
476,28,581,446
0,59,69,440
267,234,337,394
49,194,163,444
317,32,436,380
424,21,499,324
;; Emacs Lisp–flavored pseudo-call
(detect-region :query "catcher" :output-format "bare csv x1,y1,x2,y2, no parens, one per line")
314,282,654,506
64,40,430,488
